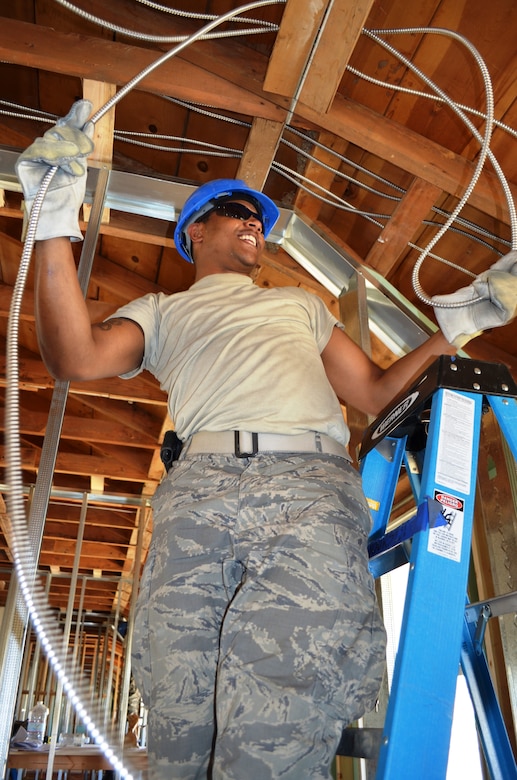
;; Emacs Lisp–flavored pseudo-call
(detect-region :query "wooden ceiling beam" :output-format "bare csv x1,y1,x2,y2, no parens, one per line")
90,253,170,301
92,442,156,477
1,17,514,225
365,177,442,275
302,94,517,225
44,503,138,528
296,0,374,114
16,408,158,449
0,493,13,563
71,395,163,439
82,79,116,226
0,282,121,322
264,0,374,114
460,48,517,162
43,525,132,548
9,447,157,483
38,552,126,572
293,131,350,218
0,17,287,121
0,346,167,404
0,210,181,252
238,117,284,190
263,0,329,98
239,0,330,190
43,538,128,559
65,373,164,404
240,0,375,189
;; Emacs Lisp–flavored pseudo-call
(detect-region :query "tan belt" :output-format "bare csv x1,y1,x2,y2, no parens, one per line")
183,430,350,460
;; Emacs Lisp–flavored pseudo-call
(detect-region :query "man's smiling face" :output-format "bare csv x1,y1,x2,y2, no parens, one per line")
189,198,266,279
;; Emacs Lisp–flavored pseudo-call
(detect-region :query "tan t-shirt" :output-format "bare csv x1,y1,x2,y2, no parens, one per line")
110,273,350,446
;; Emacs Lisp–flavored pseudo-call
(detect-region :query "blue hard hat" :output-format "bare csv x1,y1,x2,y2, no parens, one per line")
174,178,280,262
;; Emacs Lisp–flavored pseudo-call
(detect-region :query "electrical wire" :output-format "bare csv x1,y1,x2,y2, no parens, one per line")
346,65,517,142
159,93,513,257
286,126,404,197
0,98,393,224
2,77,512,262
159,89,515,258
4,15,516,267
160,29,517,286
134,0,279,28
363,27,517,306
114,127,397,219
5,2,286,777
280,132,402,202
54,0,279,41
271,160,391,223
115,129,242,157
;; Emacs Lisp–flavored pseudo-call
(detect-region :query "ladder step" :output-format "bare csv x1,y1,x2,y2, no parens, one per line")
336,727,383,759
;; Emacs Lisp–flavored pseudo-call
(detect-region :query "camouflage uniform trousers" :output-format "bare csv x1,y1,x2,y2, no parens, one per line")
131,450,386,779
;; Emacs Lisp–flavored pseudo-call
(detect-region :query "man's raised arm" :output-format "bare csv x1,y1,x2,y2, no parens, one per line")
17,100,144,382
323,248,517,418
34,238,144,381
321,328,456,418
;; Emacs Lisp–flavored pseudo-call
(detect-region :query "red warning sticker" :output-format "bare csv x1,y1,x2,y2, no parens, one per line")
435,493,464,511
428,489,465,562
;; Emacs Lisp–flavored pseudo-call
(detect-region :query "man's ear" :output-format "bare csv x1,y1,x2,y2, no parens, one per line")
187,221,205,247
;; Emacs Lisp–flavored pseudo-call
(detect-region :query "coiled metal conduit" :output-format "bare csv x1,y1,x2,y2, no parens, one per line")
4,3,285,778
364,27,517,306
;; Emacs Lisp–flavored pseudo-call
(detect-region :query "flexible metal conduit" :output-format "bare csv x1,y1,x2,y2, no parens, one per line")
3,8,516,777
2,3,285,778
54,0,279,40
364,27,517,306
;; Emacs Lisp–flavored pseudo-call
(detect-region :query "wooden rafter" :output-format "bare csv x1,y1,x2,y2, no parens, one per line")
365,178,442,275
0,16,514,223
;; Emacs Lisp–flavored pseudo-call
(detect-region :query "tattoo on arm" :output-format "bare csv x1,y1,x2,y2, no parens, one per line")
94,318,127,332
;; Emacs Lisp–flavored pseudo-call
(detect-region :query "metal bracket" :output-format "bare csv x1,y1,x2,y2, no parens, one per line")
473,603,492,656
465,591,517,656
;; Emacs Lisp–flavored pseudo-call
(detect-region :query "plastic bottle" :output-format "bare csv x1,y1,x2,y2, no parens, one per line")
26,701,49,745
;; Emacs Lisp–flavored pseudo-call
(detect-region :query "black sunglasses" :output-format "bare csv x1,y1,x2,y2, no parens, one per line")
210,202,264,231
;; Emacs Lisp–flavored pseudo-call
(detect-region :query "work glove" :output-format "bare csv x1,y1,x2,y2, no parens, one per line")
431,251,517,347
15,100,94,242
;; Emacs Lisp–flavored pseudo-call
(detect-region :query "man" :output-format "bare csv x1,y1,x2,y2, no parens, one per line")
16,101,517,779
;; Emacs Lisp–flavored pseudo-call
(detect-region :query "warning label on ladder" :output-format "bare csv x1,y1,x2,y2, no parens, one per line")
435,389,475,494
428,490,464,562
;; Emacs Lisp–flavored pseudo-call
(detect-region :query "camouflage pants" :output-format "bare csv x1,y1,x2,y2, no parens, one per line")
131,452,386,779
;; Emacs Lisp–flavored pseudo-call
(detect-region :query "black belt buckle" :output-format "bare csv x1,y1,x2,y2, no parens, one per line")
234,431,259,458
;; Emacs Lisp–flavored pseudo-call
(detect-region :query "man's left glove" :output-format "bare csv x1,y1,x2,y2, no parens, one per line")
431,251,517,347
15,100,94,242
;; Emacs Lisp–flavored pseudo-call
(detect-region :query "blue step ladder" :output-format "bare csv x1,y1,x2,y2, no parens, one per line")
341,355,517,779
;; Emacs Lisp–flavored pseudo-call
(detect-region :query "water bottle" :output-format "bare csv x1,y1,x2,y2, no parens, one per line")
26,701,49,745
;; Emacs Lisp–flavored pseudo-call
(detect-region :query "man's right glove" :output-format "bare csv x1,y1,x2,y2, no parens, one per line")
15,100,94,242
431,251,517,347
